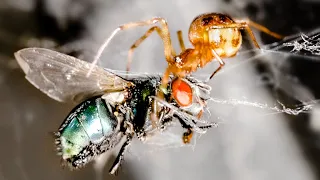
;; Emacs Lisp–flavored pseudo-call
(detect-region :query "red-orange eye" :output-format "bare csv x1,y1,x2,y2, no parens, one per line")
171,78,193,107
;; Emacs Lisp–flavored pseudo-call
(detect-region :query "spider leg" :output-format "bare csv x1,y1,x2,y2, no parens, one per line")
88,17,175,77
208,49,225,80
127,26,177,72
127,26,163,72
235,19,284,39
148,66,171,130
150,91,161,129
150,67,173,126
109,135,132,175
177,30,186,52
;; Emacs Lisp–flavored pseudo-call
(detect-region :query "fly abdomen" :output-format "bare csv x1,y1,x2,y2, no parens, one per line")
56,97,119,168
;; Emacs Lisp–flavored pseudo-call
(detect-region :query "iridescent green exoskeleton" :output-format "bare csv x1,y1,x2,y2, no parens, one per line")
57,97,119,167
14,48,216,175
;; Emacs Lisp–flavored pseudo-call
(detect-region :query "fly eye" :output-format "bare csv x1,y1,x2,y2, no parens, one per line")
171,78,193,107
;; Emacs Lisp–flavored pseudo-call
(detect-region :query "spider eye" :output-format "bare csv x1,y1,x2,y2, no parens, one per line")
171,78,193,107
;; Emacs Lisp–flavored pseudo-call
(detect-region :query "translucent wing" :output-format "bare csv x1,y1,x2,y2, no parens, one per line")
14,48,132,103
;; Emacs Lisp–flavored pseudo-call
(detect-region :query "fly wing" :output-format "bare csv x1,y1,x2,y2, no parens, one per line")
14,48,132,103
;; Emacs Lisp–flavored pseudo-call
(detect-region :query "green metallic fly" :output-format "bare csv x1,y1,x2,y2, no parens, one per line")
14,48,217,175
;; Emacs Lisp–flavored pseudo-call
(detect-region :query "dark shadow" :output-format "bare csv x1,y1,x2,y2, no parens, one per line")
33,0,88,44
0,0,92,58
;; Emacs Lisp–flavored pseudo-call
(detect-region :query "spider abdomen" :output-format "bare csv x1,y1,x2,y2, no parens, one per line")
208,28,242,58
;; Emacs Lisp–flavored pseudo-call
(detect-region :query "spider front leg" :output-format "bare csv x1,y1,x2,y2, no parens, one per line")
88,17,176,76
155,66,173,120
127,26,163,71
127,25,177,72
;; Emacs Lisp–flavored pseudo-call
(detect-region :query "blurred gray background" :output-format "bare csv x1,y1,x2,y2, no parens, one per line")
1,0,320,180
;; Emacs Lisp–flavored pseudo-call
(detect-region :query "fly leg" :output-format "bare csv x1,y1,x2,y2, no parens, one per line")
150,96,218,129
174,114,216,144
109,135,132,175
109,109,134,175
149,94,195,144
170,114,193,144
183,128,193,144
159,116,174,130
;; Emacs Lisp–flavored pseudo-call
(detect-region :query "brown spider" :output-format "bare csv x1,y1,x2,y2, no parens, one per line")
124,13,283,84
88,12,284,144
89,13,283,83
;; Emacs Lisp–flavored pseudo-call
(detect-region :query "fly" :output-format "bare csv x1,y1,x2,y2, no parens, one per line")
14,48,217,175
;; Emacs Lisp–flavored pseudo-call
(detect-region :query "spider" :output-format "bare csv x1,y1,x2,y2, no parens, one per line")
89,12,283,84
88,12,284,143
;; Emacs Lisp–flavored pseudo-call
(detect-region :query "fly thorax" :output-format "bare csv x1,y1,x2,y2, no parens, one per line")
128,80,158,132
